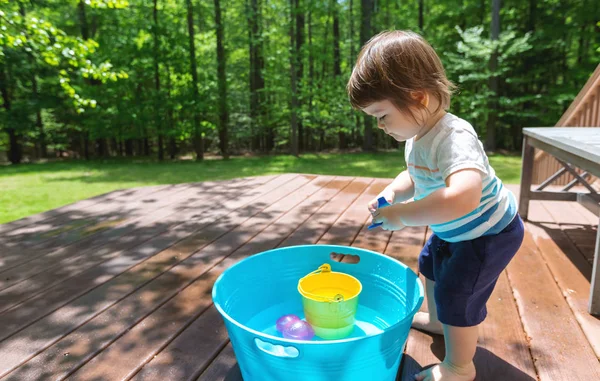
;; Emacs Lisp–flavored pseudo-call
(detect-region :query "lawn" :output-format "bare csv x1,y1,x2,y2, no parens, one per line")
0,152,522,224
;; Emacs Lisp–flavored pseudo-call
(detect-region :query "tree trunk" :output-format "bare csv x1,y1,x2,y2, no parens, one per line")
110,138,118,155
480,0,486,25
307,6,314,152
214,0,229,158
165,65,177,160
78,0,90,40
186,0,204,160
295,0,305,152
32,76,46,158
20,4,46,159
152,0,164,161
333,0,341,77
320,7,333,83
265,92,274,152
577,0,588,65
319,129,325,151
1,67,22,165
519,0,536,152
248,0,265,152
486,0,501,151
168,137,177,159
7,130,21,164
78,0,101,157
125,138,133,156
332,0,345,149
349,0,354,64
528,0,536,32
247,0,256,151
289,0,299,156
348,0,356,148
360,0,374,151
96,138,108,158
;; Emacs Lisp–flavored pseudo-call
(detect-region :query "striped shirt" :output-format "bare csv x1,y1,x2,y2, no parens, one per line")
404,113,517,242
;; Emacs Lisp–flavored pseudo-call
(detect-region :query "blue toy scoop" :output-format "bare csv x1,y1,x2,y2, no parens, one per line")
368,196,391,230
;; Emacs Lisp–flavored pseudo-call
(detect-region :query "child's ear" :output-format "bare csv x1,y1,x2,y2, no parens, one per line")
410,91,429,107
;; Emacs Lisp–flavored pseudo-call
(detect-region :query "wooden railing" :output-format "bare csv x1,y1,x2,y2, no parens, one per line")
532,64,600,185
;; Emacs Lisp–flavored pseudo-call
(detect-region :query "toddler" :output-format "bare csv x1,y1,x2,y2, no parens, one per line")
346,30,525,381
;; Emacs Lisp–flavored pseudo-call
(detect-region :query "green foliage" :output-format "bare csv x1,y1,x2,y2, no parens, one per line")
0,1,127,112
0,0,598,160
446,26,533,135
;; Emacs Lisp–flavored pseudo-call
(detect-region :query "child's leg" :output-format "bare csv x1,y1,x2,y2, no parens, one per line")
413,216,525,380
414,324,478,381
414,234,444,335
412,277,443,335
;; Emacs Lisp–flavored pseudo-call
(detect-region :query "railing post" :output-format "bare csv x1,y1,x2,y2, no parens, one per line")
519,135,535,220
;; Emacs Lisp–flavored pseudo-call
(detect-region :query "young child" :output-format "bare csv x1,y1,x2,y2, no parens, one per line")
346,30,525,381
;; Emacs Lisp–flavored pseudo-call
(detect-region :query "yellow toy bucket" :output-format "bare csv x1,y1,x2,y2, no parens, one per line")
298,263,362,340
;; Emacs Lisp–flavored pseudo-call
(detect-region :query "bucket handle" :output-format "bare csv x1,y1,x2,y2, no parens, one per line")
298,264,345,303
254,338,299,358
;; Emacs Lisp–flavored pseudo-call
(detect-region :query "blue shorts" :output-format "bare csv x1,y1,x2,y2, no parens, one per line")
419,214,525,327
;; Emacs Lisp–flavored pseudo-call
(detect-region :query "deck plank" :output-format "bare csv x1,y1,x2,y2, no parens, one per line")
129,177,357,381
0,181,228,274
0,174,308,378
0,175,282,338
50,175,327,380
398,224,538,380
0,185,168,237
0,180,232,295
196,343,242,381
193,177,386,380
506,226,600,380
526,201,600,358
0,185,166,269
0,177,270,315
0,184,172,252
539,200,597,266
0,176,597,380
279,178,373,247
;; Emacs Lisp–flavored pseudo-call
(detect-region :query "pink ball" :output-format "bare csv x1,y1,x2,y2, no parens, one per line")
276,314,300,333
282,320,315,340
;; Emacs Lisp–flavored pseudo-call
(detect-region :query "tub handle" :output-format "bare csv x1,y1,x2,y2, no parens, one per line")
254,338,299,358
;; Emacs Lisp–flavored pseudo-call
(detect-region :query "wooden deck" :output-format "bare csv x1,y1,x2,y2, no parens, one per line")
0,174,598,381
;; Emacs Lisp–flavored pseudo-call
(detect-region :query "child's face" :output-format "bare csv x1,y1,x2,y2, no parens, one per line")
361,100,423,142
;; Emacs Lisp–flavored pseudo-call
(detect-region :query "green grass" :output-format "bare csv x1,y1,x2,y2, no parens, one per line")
0,152,522,224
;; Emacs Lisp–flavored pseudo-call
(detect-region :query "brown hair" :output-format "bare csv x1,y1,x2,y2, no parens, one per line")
346,30,455,120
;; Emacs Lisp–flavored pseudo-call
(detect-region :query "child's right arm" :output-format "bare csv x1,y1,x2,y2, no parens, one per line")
368,170,414,212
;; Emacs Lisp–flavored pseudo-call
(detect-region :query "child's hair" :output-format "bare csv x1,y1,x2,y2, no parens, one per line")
346,30,455,121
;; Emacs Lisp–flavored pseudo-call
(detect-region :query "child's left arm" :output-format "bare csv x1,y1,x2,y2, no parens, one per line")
372,169,482,228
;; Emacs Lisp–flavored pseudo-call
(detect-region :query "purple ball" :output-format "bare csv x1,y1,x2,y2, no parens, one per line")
282,320,315,340
276,314,300,333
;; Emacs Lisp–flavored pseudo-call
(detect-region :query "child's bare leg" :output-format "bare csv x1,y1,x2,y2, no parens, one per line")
412,277,444,335
414,324,478,381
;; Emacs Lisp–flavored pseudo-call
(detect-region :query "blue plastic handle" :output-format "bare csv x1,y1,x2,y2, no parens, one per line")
254,338,299,358
368,196,391,230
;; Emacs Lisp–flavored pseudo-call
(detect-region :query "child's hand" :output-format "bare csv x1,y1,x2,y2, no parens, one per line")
371,205,406,231
367,188,395,213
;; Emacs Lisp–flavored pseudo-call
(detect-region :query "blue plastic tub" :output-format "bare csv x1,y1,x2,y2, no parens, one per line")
212,245,424,381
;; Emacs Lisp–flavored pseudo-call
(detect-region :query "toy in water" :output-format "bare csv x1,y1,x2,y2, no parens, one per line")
275,314,315,340
276,314,300,332
368,196,391,230
283,320,315,340
298,263,362,340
